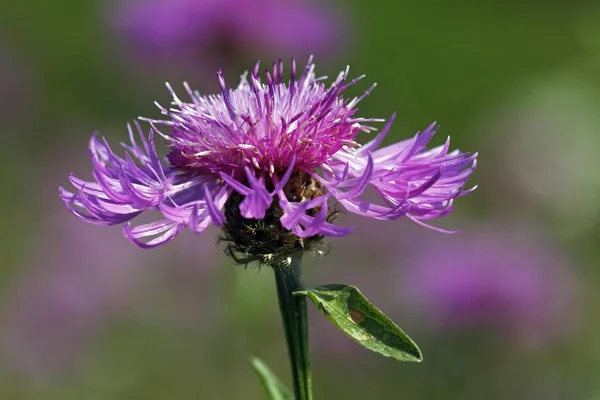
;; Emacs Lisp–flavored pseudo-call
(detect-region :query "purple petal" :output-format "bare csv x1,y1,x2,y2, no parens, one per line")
203,184,226,226
123,219,184,248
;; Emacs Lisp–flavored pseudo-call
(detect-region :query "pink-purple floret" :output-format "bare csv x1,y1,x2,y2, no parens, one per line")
59,58,477,248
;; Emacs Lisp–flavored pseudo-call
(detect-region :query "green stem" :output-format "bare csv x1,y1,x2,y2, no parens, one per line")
272,254,312,400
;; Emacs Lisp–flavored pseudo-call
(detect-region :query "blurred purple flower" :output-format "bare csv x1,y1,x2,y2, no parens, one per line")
112,0,346,78
59,58,477,254
398,223,579,347
2,149,220,378
1,216,141,377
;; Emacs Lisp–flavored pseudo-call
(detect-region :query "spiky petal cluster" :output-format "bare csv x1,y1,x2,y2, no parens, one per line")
59,58,477,249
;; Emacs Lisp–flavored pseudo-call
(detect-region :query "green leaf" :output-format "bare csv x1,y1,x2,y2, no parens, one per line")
294,284,423,362
250,357,293,400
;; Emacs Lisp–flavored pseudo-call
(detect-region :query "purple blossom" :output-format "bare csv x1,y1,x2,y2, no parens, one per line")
0,215,140,377
3,150,220,377
398,224,578,347
59,58,477,251
113,0,345,77
1,219,220,377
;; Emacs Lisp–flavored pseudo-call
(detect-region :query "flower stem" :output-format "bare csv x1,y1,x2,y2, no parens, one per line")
272,254,312,400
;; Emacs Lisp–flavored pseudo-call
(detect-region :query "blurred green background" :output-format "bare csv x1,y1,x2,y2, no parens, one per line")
1,0,600,399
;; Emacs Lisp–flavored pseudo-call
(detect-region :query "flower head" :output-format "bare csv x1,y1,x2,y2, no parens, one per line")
398,224,578,347
59,58,477,264
113,0,344,78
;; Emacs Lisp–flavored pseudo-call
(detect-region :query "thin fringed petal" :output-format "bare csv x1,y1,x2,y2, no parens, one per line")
406,214,461,234
67,175,109,199
272,155,296,193
203,184,226,226
407,169,442,198
189,202,214,234
60,122,204,240
294,197,353,237
238,168,273,219
316,155,374,201
337,197,410,220
219,172,252,195
157,200,212,234
158,182,229,229
123,220,184,248
356,113,396,156
324,117,476,231
278,193,353,238
59,187,143,225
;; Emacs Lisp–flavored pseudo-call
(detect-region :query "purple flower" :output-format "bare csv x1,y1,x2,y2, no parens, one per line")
59,58,476,262
113,0,345,77
3,148,221,378
399,223,578,347
1,219,220,378
0,215,140,377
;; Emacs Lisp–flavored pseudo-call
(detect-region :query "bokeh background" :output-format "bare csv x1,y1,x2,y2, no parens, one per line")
1,0,599,399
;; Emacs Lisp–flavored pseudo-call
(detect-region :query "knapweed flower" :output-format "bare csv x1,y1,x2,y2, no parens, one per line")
398,223,578,347
113,0,344,79
1,215,139,377
59,58,477,264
